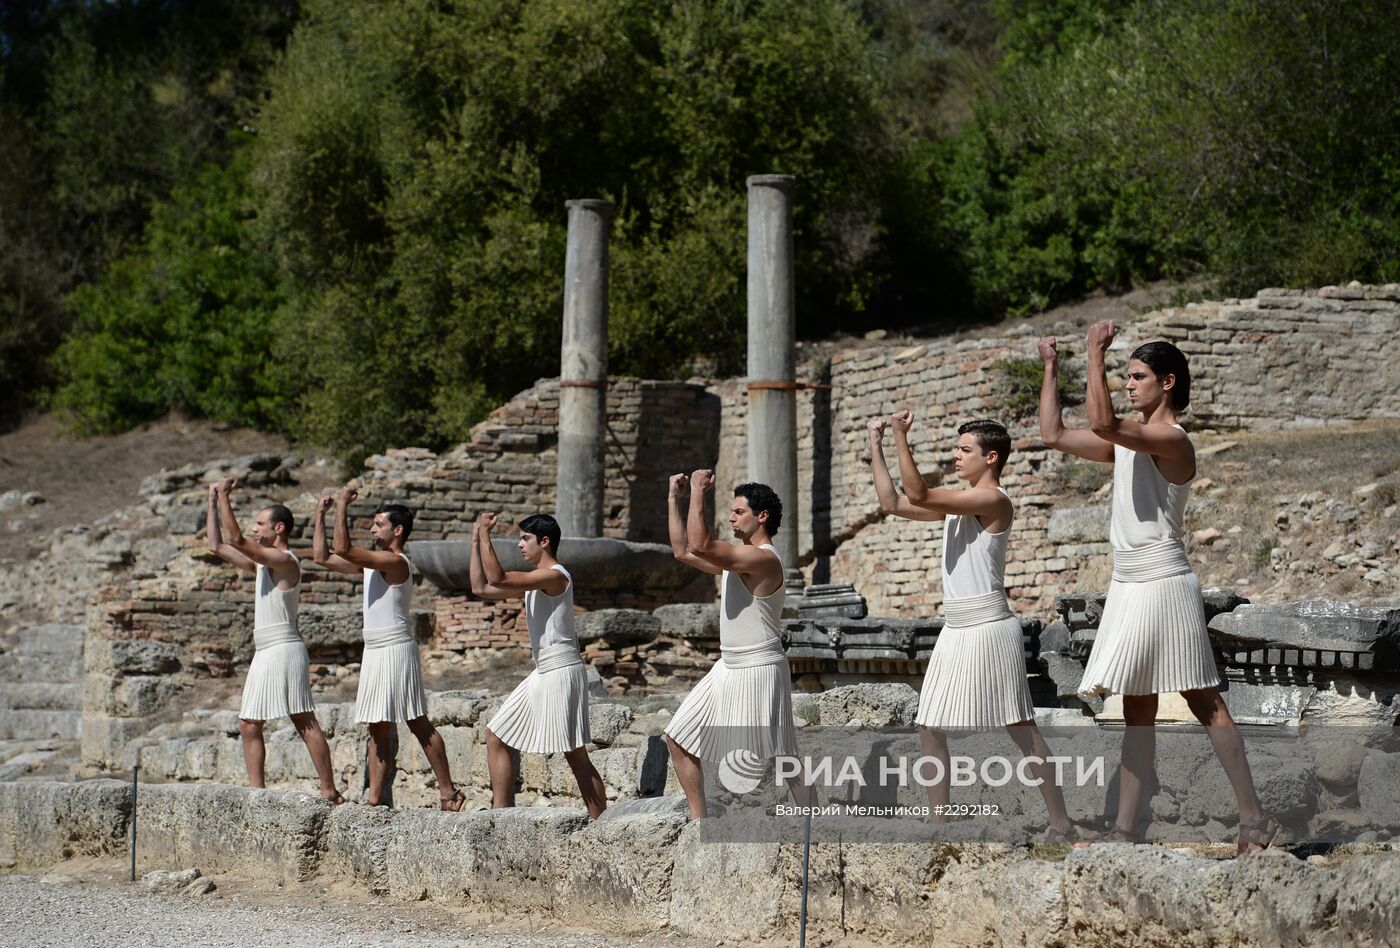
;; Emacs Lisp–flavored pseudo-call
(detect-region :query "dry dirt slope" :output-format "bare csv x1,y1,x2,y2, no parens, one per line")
1052,421,1400,605
0,413,298,566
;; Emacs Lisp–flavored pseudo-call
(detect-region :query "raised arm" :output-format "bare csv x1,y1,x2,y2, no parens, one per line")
216,479,294,575
685,469,784,578
206,482,255,572
668,473,722,574
1038,335,1114,462
471,512,567,595
890,411,933,502
332,486,409,580
312,492,359,575
867,420,942,522
469,517,511,600
1084,322,1194,473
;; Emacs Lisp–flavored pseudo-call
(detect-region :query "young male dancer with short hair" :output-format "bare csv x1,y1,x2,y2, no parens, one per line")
872,414,1075,838
206,479,344,804
471,511,607,819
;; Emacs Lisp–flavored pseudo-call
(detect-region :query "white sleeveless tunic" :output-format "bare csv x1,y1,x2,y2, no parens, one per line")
240,552,316,721
916,488,1035,730
353,553,429,724
665,544,798,762
486,564,592,754
1079,431,1220,698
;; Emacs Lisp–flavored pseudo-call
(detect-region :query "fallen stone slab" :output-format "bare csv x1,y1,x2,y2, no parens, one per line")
1209,600,1400,671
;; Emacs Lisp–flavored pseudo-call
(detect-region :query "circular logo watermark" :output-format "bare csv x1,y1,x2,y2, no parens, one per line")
717,749,766,794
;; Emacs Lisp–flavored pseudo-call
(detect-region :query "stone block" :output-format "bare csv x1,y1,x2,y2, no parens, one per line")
577,609,662,646
133,783,328,882
816,683,919,727
81,715,156,770
1357,750,1400,829
653,603,719,641
1048,507,1111,544
378,809,500,902
589,703,634,748
0,779,131,870
560,811,688,930
669,824,785,940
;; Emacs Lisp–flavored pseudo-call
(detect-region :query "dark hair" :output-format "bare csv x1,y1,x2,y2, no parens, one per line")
1130,341,1191,410
263,504,295,537
734,482,783,532
957,420,1011,474
374,503,415,540
519,513,562,554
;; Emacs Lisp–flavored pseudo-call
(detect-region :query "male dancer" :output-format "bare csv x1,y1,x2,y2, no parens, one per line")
205,478,344,803
312,486,465,810
1039,323,1277,854
664,470,802,819
469,511,607,818
873,415,1075,838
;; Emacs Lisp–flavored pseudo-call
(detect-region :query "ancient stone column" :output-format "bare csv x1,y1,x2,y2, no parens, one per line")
745,174,802,589
557,198,612,537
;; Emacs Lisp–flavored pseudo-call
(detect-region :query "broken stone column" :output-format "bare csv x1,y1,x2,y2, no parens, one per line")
745,174,802,590
557,198,613,537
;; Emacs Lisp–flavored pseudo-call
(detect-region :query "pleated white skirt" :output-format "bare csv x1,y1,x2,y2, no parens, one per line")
665,640,797,763
486,643,591,754
1079,567,1221,699
916,592,1034,730
354,625,429,724
240,636,316,722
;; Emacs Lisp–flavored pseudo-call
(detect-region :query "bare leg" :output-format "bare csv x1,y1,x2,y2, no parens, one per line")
486,728,517,809
1005,720,1072,835
918,726,951,822
239,719,266,788
406,716,462,810
563,746,608,819
290,712,342,801
1182,687,1268,850
365,722,394,806
782,756,817,807
1113,694,1158,837
665,734,707,819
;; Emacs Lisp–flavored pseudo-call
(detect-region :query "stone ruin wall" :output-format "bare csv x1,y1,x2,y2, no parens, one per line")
717,284,1400,617
66,284,1400,769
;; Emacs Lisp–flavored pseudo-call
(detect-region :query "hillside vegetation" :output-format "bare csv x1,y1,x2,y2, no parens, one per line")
3,0,1396,463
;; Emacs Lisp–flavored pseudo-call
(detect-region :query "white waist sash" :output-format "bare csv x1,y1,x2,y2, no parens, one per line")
721,637,787,670
363,623,415,649
533,641,584,673
253,622,302,650
942,590,1015,629
1112,538,1193,583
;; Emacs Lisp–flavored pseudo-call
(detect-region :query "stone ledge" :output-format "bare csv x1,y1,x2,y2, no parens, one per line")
6,780,1400,943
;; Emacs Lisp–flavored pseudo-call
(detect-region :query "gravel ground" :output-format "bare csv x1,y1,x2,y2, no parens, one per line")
0,866,710,947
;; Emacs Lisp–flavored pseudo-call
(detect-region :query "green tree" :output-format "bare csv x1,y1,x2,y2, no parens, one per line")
255,0,925,462
53,148,288,431
945,0,1400,312
0,0,298,427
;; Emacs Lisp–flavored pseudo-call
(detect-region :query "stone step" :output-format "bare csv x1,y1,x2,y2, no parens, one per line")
0,749,58,781
0,709,81,741
14,624,84,659
0,683,83,710
0,652,85,684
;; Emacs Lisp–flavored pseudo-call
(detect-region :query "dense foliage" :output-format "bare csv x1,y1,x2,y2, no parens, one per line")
4,0,1396,462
